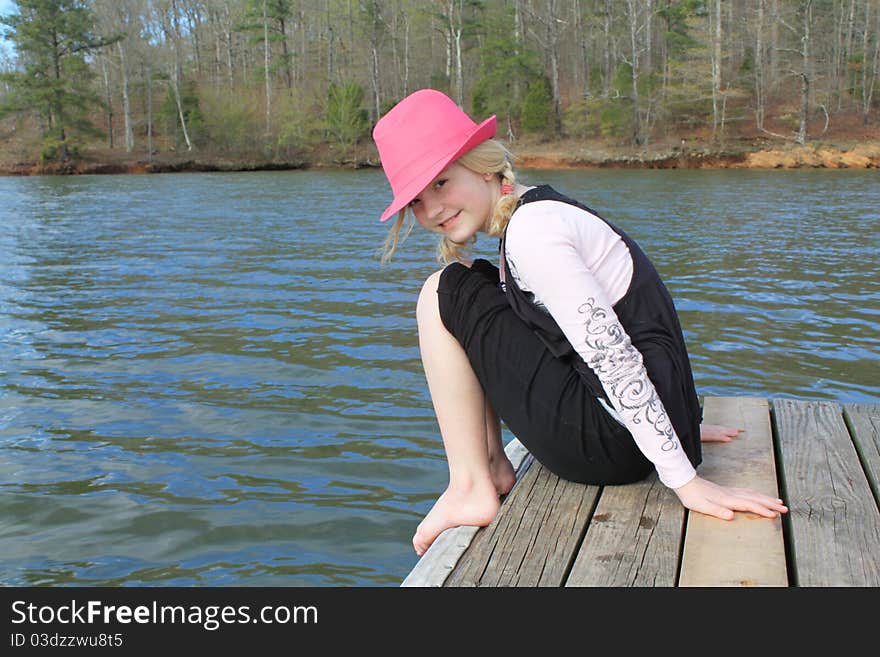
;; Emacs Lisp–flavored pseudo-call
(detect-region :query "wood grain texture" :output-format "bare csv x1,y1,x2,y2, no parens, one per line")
402,400,880,587
566,473,684,586
843,403,880,506
774,398,880,586
445,459,600,587
678,396,787,586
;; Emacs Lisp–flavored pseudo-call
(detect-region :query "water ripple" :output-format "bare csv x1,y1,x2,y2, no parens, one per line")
1,169,877,586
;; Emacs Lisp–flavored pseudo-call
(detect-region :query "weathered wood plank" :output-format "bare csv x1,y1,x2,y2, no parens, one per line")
565,473,684,587
678,396,788,587
843,403,880,507
400,438,531,587
445,460,600,587
774,398,880,586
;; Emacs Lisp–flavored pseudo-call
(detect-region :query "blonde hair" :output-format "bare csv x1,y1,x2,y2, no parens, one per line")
380,139,519,264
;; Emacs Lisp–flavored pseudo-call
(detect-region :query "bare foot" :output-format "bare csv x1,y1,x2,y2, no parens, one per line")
413,480,500,556
700,424,743,443
489,453,517,497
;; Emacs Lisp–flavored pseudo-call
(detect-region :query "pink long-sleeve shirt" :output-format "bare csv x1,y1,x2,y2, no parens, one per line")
503,198,697,489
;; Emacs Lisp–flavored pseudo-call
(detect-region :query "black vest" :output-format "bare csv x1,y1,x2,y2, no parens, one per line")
500,185,702,467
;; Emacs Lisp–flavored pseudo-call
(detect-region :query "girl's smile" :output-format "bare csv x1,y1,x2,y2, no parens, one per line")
438,211,461,230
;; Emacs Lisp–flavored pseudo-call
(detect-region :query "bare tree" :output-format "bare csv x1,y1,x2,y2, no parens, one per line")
159,0,193,151
436,0,466,105
622,0,647,144
711,0,722,140
755,0,765,131
369,0,383,120
99,54,114,147
525,0,565,133
797,0,814,144
861,0,880,125
263,1,271,134
3,0,878,162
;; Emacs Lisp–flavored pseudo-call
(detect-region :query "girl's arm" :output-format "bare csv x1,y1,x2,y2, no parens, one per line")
505,207,787,520
505,207,696,489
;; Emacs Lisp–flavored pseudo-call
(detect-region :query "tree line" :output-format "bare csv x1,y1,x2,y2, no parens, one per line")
1,0,878,163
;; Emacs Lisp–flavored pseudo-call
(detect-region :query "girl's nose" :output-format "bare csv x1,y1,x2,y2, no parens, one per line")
421,194,442,221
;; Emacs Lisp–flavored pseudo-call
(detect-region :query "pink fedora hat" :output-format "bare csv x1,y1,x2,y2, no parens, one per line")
373,89,496,222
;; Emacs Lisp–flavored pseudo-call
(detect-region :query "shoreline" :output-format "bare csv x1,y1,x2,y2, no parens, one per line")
1,141,878,176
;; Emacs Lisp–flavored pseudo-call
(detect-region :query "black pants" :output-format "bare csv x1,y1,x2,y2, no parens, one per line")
436,259,654,485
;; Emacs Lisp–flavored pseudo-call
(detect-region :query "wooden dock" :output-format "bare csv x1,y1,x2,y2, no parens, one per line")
401,397,880,587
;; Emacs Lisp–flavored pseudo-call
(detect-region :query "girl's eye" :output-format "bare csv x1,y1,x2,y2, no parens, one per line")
434,179,446,189
409,198,420,207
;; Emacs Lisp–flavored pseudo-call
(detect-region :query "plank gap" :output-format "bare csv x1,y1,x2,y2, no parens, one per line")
673,509,688,586
842,404,880,512
558,484,604,586
769,399,799,587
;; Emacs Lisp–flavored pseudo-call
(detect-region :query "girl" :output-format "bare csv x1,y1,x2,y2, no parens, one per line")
372,89,787,557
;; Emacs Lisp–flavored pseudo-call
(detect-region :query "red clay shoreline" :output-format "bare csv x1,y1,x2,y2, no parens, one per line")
1,141,878,176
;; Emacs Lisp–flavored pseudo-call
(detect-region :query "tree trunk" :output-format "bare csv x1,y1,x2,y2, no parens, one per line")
711,0,722,141
514,0,524,104
646,0,653,72
118,41,133,153
348,0,354,73
837,0,856,112
454,2,463,105
547,0,562,133
626,0,643,145
211,10,220,88
862,0,879,125
661,0,670,105
603,0,612,98
578,0,591,96
167,1,192,151
442,0,464,105
182,0,202,77
223,1,234,87
172,64,192,151
279,17,292,91
572,0,581,94
370,0,381,120
263,1,271,135
770,0,779,86
797,0,813,145
50,28,68,161
404,11,410,96
755,0,765,132
146,62,153,161
325,0,333,84
101,55,114,149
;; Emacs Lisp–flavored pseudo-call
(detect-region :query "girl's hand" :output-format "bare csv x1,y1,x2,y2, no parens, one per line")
673,475,788,521
700,424,742,443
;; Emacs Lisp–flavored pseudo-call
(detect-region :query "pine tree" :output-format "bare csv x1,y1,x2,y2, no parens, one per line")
0,0,119,161
520,76,553,136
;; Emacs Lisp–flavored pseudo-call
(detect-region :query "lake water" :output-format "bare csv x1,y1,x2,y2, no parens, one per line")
0,168,877,586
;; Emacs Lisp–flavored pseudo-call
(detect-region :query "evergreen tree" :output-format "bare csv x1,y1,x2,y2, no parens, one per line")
159,78,205,150
326,81,368,148
520,76,553,136
0,0,118,161
472,26,540,139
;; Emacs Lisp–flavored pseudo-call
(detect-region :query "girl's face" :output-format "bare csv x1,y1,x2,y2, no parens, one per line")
409,162,498,244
